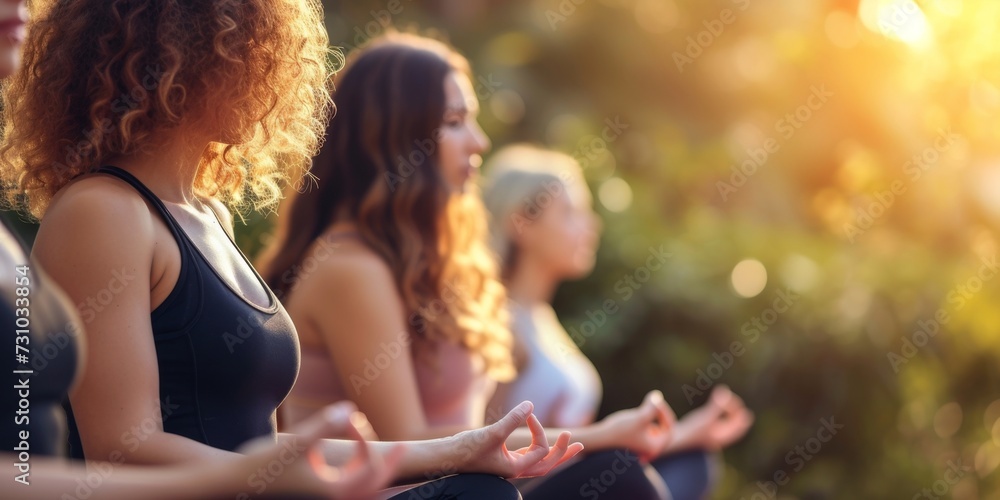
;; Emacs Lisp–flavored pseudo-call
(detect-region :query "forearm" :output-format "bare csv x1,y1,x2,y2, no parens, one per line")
376,424,472,443
661,417,703,454
305,432,465,482
3,454,246,500
86,430,242,466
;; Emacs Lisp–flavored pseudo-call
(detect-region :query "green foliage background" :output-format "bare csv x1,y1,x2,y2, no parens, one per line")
307,1,1000,497
5,0,999,497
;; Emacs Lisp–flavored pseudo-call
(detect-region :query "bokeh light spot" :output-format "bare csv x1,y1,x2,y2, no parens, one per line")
597,177,633,213
731,259,768,298
933,401,963,438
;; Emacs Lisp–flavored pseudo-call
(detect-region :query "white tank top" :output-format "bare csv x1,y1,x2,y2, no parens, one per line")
489,301,602,427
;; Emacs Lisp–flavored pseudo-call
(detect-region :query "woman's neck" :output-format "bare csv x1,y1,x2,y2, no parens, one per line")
505,257,560,307
106,128,211,205
326,219,359,234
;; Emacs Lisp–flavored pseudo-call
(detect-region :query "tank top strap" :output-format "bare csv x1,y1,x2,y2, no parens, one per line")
94,165,193,250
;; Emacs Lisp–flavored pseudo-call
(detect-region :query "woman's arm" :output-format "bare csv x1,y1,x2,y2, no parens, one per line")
300,250,471,441
4,457,233,499
303,401,581,482
302,247,672,458
501,389,675,461
4,402,404,499
33,179,238,464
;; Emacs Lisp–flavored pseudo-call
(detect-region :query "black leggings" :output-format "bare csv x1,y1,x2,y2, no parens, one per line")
388,473,521,500
518,448,715,500
520,450,670,500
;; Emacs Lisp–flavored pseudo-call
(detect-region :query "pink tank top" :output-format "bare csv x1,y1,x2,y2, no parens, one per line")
285,335,495,428
489,301,603,428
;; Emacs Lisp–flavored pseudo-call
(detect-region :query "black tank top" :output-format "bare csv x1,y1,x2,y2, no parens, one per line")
65,166,300,458
0,224,81,459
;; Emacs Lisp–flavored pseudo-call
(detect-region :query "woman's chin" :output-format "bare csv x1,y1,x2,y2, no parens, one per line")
564,260,596,281
0,50,18,80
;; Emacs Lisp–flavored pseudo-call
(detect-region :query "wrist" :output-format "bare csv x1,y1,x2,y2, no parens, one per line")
666,416,699,452
396,434,465,480
184,458,249,498
577,420,615,452
444,432,479,474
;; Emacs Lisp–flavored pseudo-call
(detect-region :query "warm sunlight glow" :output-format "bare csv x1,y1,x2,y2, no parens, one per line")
859,0,933,47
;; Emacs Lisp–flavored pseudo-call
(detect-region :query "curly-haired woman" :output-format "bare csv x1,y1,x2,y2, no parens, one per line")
0,1,577,497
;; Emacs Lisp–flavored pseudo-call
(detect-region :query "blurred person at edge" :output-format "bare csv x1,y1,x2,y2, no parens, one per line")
480,144,755,499
260,32,685,500
0,1,580,498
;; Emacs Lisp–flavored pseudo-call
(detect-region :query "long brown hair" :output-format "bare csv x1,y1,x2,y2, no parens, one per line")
258,33,514,380
0,0,332,218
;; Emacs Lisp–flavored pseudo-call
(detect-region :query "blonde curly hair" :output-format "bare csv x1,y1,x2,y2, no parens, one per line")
0,0,334,218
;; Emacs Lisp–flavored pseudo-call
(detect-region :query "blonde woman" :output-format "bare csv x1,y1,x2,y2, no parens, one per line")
482,144,756,500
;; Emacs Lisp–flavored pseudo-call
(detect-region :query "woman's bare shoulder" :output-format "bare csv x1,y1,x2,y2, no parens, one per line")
297,235,398,299
34,174,156,261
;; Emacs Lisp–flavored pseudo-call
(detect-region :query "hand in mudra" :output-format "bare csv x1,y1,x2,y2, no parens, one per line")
237,402,405,499
455,401,585,478
676,385,754,451
597,390,676,462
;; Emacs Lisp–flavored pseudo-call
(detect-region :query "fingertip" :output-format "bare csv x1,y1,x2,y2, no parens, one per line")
350,411,370,427
324,404,353,426
527,412,543,430
554,431,571,447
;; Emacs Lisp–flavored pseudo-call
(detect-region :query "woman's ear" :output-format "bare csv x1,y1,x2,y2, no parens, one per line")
504,209,532,246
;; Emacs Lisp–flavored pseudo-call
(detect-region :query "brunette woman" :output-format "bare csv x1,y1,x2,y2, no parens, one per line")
260,32,677,500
